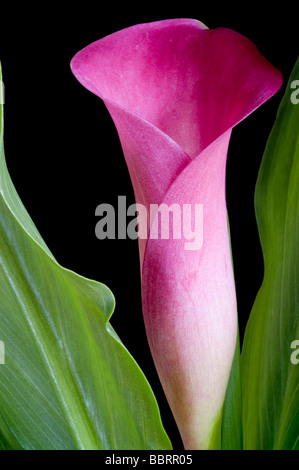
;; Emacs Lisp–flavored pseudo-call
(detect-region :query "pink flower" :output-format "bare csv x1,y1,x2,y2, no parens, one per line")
71,19,282,449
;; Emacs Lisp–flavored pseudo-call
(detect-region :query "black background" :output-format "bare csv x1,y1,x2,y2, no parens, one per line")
0,2,297,449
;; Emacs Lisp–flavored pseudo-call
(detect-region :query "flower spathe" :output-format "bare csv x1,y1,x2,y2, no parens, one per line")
71,19,282,449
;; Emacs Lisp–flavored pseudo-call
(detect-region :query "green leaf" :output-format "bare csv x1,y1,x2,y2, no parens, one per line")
220,219,243,450
0,63,172,450
221,330,243,449
241,57,299,450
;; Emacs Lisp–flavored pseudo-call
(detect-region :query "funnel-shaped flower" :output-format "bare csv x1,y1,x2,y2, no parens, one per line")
71,19,282,449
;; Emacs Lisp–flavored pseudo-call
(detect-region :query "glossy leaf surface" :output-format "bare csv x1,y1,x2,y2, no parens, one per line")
241,57,299,450
0,64,171,450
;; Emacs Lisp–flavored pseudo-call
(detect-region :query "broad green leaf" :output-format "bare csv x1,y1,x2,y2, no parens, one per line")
0,63,172,450
241,57,299,450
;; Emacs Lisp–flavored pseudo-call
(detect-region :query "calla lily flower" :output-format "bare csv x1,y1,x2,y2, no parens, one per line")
71,19,282,449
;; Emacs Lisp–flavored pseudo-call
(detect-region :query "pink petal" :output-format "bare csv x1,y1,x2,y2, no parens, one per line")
142,130,236,449
71,19,282,449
